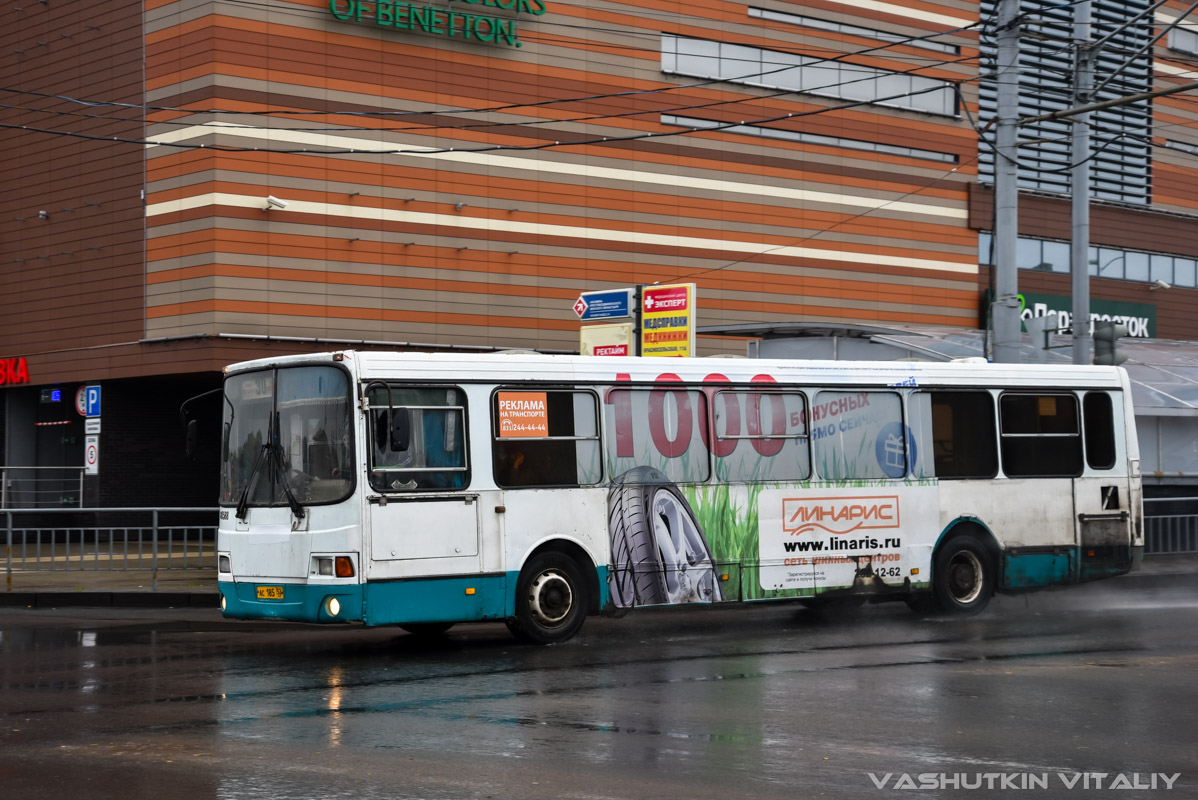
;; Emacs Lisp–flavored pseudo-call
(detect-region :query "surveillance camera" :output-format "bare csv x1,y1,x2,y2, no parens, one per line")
1151,279,1171,290
264,196,288,210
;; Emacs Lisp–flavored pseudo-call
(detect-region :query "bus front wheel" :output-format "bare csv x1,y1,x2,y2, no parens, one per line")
932,536,993,615
507,552,588,645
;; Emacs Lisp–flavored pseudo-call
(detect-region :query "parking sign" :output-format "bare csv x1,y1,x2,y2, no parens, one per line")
75,385,101,417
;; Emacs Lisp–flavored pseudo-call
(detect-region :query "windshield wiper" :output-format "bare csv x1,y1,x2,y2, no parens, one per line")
235,444,269,522
269,437,306,520
234,413,306,522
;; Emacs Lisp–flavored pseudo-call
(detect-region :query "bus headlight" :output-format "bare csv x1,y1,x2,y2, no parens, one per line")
220,594,227,612
325,596,341,617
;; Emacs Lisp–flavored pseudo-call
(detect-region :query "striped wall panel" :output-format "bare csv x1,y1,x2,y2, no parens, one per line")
140,0,984,351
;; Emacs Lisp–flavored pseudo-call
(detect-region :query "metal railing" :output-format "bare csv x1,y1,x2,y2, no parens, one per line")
1144,497,1198,555
4,507,218,591
1,467,86,508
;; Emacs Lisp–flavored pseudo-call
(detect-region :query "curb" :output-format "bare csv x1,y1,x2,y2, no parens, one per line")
0,591,217,609
0,566,1192,611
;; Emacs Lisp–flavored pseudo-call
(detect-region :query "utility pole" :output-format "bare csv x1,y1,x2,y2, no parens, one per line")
992,0,1023,363
1071,0,1094,365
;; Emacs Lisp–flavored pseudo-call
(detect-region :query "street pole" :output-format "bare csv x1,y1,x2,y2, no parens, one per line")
1071,0,1094,365
992,0,1023,363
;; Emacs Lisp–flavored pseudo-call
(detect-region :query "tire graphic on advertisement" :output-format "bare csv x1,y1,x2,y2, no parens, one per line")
607,466,722,608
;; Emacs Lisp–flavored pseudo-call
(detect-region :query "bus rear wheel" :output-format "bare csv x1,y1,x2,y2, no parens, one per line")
932,536,993,615
507,552,588,645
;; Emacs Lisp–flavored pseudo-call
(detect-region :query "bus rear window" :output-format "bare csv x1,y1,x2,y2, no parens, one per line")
1084,392,1117,470
492,390,601,487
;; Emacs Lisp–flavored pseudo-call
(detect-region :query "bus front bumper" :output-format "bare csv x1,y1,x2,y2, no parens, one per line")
218,581,364,623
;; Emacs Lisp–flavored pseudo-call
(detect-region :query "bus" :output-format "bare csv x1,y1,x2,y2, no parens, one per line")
213,351,1143,643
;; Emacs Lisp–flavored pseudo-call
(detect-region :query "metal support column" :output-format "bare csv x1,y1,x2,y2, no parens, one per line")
992,0,1023,363
1071,0,1094,364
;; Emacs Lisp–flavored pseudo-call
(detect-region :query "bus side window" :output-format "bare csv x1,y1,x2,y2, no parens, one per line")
812,391,905,480
712,389,810,481
999,393,1082,477
1083,392,1117,470
910,391,998,479
493,390,601,487
368,386,468,492
604,387,711,483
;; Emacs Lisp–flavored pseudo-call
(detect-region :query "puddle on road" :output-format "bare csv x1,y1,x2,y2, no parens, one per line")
0,627,154,653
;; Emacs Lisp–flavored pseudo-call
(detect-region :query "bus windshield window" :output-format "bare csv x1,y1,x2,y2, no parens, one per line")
220,366,353,507
812,391,907,480
369,386,468,492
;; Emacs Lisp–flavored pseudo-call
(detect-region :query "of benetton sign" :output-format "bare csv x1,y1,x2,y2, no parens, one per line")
0,357,30,385
329,0,547,48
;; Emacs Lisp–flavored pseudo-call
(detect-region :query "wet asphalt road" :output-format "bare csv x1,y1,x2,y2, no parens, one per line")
1,583,1196,800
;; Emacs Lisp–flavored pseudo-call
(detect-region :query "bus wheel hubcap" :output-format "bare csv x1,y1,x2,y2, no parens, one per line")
947,551,983,604
529,570,572,625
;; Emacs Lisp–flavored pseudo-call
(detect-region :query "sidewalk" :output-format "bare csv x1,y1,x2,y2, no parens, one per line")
0,568,217,609
1,554,1194,610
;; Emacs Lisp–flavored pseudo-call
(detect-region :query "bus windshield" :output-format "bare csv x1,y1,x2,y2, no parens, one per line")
220,365,354,508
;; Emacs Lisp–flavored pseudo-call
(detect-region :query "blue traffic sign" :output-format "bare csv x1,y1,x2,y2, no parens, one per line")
574,289,633,321
83,385,101,417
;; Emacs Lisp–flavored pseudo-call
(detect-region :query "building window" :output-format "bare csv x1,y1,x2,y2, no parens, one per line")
977,232,1198,288
747,7,959,55
661,35,957,117
1168,26,1198,55
661,115,957,163
978,0,1152,204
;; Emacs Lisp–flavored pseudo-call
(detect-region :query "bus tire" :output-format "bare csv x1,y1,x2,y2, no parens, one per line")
932,536,993,615
507,552,588,645
607,466,720,607
399,622,455,637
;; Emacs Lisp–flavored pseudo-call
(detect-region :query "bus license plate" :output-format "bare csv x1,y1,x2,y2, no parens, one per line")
256,586,284,600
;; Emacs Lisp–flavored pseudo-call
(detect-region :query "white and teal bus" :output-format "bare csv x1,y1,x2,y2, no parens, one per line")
215,351,1142,643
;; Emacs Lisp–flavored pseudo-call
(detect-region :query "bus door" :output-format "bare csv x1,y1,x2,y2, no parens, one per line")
364,386,481,577
996,392,1086,588
1073,391,1133,580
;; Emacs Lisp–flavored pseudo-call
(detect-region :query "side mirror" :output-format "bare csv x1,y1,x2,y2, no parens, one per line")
390,408,411,452
185,419,199,458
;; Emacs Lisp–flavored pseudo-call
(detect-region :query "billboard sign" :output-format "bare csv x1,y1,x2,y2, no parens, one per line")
640,283,695,357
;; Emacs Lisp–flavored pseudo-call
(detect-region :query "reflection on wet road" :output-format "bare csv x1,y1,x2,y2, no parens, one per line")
1,585,1195,799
